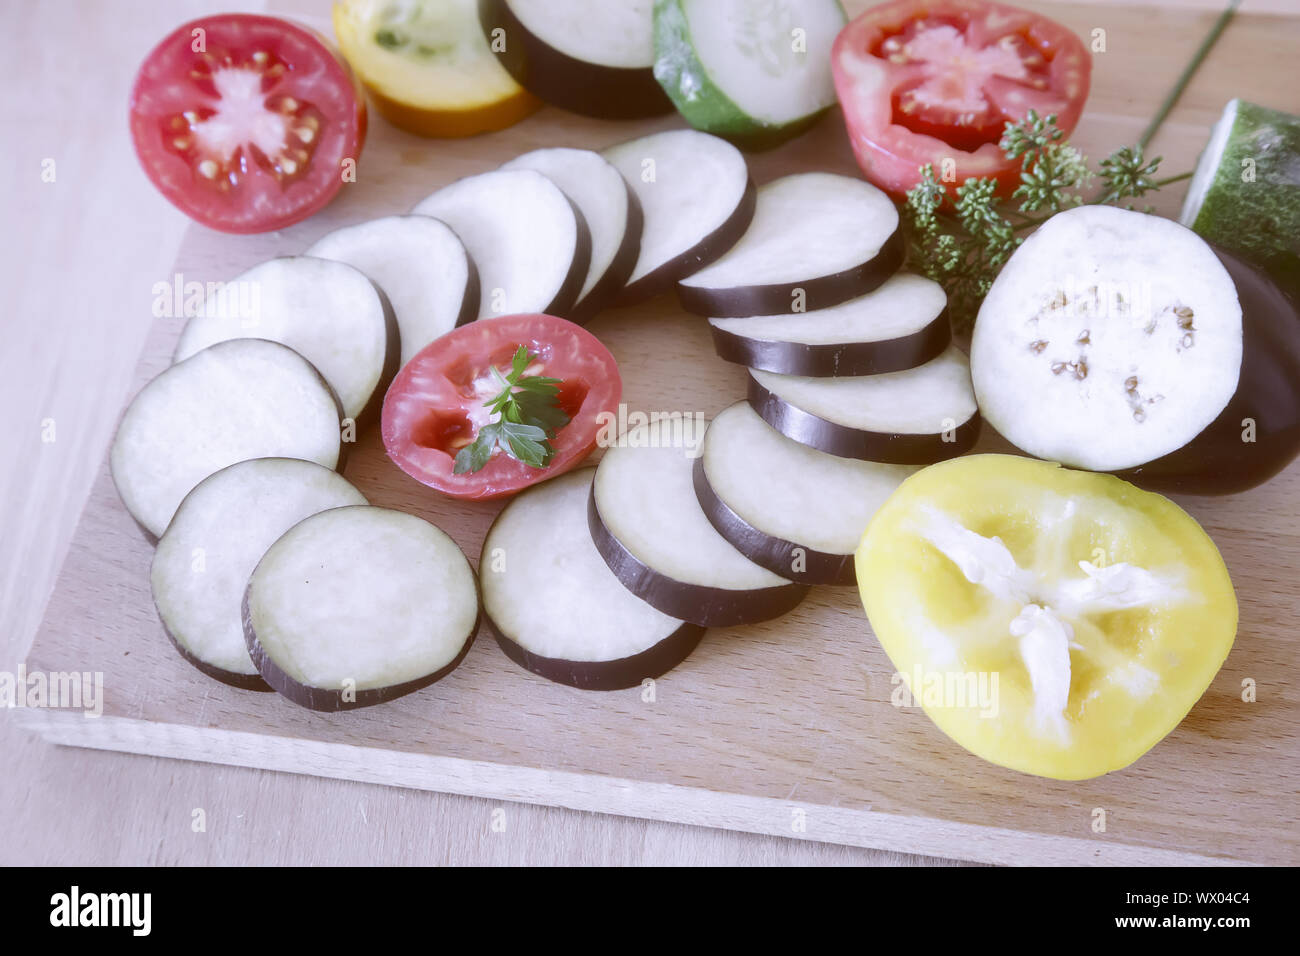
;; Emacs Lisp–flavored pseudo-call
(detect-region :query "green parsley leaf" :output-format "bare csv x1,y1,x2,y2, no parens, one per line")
498,421,551,467
451,347,572,475
453,423,498,475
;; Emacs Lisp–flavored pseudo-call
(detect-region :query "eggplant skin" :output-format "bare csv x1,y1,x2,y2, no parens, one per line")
692,457,856,585
586,487,809,628
569,180,644,324
242,586,480,712
452,255,482,329
160,619,273,692
710,304,950,378
1119,246,1300,495
477,0,672,119
485,617,705,691
353,278,402,431
615,177,758,306
746,374,981,465
541,195,593,320
677,227,905,318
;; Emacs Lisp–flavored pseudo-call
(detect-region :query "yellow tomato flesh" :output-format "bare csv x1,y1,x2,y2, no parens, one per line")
333,0,539,138
856,454,1237,780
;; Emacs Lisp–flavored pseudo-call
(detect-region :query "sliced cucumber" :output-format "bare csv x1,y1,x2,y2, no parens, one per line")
653,0,846,150
1180,98,1300,298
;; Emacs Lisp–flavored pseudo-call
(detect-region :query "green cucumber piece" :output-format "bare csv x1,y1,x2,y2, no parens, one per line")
1180,98,1300,298
652,0,846,151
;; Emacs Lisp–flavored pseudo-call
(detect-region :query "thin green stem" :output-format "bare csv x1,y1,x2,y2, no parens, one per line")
1008,171,1194,231
1011,214,1051,233
1138,0,1241,151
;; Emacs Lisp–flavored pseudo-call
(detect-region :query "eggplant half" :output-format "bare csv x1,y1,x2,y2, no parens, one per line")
971,205,1300,492
1119,245,1300,494
482,469,704,690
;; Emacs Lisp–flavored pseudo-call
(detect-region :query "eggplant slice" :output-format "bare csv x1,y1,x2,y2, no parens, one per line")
174,256,398,426
501,147,642,319
708,273,950,377
482,469,704,689
748,345,980,464
480,0,670,119
111,339,344,541
678,172,902,317
590,417,807,627
151,458,367,690
306,215,479,367
602,129,755,302
412,168,591,319
243,506,479,712
970,206,1244,473
695,403,918,585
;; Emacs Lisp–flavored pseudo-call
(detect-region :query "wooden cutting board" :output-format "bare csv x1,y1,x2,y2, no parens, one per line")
17,0,1300,865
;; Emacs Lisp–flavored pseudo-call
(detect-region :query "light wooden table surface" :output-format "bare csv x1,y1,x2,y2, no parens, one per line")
0,0,949,866
4,0,1292,867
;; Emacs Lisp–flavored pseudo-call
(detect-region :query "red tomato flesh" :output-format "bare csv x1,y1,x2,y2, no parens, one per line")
382,315,622,501
129,14,366,233
832,0,1091,198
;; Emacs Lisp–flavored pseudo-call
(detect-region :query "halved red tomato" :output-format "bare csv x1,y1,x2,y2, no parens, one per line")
831,0,1091,199
129,14,367,234
383,315,621,500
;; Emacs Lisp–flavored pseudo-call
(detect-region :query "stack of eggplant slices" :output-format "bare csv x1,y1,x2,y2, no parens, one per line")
112,121,976,706
569,164,978,692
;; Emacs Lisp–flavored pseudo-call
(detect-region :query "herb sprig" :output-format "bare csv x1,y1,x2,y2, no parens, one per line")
904,110,1185,334
453,346,570,474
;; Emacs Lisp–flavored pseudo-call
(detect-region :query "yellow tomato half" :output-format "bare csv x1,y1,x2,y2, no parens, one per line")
333,0,539,138
857,454,1237,780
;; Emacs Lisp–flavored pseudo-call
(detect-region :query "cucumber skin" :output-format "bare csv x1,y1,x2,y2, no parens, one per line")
1188,101,1300,300
652,0,841,152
